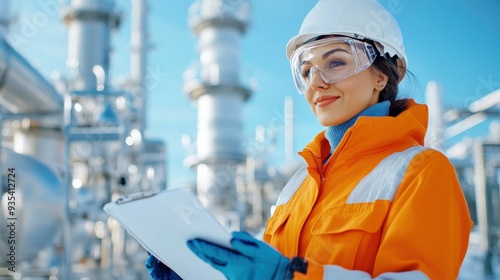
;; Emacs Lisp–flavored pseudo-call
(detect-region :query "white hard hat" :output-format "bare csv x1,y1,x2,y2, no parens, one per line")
286,0,407,80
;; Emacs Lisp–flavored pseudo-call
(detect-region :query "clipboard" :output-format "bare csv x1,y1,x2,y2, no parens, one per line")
103,188,231,280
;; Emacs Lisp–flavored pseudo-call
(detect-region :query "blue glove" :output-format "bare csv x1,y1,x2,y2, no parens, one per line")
145,253,183,280
187,231,293,280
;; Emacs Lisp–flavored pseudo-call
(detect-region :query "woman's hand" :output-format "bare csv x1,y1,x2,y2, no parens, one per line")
145,253,183,280
187,231,293,280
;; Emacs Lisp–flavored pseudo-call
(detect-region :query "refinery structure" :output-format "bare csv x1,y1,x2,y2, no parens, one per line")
0,0,499,279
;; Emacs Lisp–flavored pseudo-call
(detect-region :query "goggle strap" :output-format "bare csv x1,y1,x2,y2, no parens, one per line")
365,44,377,62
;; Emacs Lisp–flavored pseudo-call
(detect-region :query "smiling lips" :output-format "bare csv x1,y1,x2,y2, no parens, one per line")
315,95,340,107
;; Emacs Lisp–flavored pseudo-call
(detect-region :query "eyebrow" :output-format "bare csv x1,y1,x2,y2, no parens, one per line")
322,48,350,59
301,48,350,66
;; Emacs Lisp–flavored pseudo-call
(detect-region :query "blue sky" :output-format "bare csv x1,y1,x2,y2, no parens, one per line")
8,0,500,188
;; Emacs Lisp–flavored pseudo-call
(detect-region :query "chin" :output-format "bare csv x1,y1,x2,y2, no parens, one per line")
319,120,342,127
318,116,347,127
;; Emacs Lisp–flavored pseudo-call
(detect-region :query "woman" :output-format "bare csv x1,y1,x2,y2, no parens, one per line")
149,0,473,279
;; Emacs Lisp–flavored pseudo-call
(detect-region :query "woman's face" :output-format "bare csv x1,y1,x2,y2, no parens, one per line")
301,42,387,127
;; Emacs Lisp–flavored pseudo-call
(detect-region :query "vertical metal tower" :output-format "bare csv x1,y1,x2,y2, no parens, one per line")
61,1,121,278
424,81,445,151
0,0,9,36
64,0,118,92
184,0,251,229
130,0,147,133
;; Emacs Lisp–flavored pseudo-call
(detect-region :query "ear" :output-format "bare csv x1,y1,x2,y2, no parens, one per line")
374,71,389,92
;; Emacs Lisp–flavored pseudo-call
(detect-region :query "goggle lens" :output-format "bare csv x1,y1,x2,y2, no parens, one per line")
290,37,377,94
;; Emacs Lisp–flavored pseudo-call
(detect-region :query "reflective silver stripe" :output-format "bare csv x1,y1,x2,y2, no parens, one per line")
274,146,428,210
346,146,428,204
323,265,430,280
275,165,308,207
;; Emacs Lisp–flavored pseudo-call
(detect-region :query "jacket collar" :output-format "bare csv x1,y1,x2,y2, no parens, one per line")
301,99,428,161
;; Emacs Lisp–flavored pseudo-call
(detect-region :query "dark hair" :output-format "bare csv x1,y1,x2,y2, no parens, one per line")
371,56,410,117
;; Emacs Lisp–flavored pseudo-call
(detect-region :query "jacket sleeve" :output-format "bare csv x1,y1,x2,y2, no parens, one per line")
294,150,473,280
293,261,429,280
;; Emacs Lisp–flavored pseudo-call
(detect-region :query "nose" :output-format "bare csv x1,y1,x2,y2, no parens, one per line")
309,67,329,91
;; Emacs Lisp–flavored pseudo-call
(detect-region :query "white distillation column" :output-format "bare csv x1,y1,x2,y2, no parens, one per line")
61,0,120,277
64,0,115,92
185,0,251,229
0,0,9,36
129,0,166,192
424,81,445,151
130,0,147,132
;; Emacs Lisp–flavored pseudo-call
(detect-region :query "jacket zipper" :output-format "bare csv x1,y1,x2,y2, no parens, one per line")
294,149,323,256
294,131,352,255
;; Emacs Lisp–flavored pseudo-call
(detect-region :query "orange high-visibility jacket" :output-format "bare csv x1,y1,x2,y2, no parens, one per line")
263,100,473,279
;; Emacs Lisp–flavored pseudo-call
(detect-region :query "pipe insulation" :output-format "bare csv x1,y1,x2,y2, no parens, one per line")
0,38,63,114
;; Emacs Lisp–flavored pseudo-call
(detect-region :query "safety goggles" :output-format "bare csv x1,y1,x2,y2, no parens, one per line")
290,37,377,94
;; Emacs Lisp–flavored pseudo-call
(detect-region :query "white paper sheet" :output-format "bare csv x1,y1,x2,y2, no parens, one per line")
103,188,231,280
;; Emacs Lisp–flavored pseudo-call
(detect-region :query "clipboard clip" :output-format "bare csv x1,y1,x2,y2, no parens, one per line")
115,190,158,205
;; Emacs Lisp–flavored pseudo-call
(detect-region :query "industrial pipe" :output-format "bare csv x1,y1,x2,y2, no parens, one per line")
0,38,63,114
